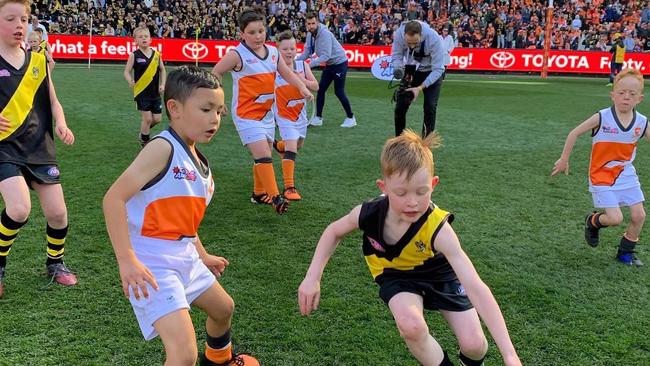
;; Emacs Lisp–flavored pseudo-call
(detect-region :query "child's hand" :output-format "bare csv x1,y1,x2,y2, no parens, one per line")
202,255,229,278
551,158,569,176
158,84,165,94
128,79,135,88
55,124,75,145
0,115,10,132
298,277,321,316
300,87,314,102
118,257,159,300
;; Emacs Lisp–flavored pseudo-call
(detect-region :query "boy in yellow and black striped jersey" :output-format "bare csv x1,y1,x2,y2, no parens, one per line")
27,30,54,69
298,130,521,366
0,0,76,298
124,26,166,147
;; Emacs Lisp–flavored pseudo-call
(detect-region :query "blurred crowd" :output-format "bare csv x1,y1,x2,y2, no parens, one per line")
32,0,650,51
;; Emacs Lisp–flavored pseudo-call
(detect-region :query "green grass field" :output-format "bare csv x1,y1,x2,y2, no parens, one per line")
1,65,649,365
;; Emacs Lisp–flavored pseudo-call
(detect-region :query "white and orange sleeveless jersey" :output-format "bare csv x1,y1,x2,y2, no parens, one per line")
231,42,279,131
126,129,215,243
589,107,648,192
273,60,308,129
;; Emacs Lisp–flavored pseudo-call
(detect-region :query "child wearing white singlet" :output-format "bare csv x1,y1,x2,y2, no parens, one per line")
553,68,647,266
211,7,313,215
104,66,259,366
272,30,319,201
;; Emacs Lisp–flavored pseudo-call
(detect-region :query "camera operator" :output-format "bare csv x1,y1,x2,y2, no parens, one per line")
392,20,445,137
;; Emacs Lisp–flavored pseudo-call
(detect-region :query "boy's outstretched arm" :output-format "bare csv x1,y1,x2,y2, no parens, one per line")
124,53,135,87
158,56,166,93
278,56,314,101
551,113,600,176
298,205,361,316
48,73,74,145
434,223,522,366
103,140,171,300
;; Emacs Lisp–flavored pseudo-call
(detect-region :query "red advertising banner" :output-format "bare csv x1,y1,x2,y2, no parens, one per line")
47,34,649,75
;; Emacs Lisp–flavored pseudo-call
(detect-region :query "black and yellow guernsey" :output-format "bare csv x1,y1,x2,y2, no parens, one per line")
0,51,56,165
132,48,160,99
359,195,457,284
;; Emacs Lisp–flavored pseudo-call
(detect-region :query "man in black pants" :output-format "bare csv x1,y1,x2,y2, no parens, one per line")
297,12,356,128
392,20,445,137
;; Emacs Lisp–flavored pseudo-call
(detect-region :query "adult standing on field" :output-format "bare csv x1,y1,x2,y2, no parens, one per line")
297,12,357,128
392,20,445,137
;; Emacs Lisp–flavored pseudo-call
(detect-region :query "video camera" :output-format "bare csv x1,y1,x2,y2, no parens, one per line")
392,64,417,104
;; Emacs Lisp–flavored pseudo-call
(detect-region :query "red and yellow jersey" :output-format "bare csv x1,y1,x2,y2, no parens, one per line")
589,107,648,192
273,60,307,128
231,43,278,130
126,129,214,243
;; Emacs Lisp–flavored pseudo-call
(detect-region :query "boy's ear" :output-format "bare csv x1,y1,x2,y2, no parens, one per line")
376,179,386,194
432,176,440,189
166,99,179,118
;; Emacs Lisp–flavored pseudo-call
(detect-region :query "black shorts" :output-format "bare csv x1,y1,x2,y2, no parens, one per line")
0,162,61,186
135,97,162,114
379,277,473,312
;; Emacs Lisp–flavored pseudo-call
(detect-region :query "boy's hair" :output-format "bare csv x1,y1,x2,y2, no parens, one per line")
238,6,265,31
613,68,645,91
133,26,150,37
27,31,41,41
0,0,31,11
163,66,221,119
404,21,422,36
381,129,442,180
276,30,295,43
305,12,318,21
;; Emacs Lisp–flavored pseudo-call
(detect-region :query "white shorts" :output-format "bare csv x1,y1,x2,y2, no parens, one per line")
128,238,216,340
278,123,307,141
237,124,275,145
591,186,645,208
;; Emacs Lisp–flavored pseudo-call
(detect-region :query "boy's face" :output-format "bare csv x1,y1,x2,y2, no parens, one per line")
28,36,39,49
0,3,29,47
241,20,266,49
377,167,439,224
135,30,150,47
169,87,225,144
610,76,644,114
278,38,296,63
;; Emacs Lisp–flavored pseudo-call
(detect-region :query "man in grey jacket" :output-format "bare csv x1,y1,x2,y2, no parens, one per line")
392,20,445,137
297,12,356,128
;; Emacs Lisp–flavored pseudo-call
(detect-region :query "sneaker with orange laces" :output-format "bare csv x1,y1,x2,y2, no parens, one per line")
46,262,78,286
283,187,302,201
199,353,260,366
272,195,289,214
0,266,5,298
250,192,272,205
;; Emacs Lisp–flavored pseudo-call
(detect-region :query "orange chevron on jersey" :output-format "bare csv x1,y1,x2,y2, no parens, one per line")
275,84,305,122
590,141,636,186
236,72,275,121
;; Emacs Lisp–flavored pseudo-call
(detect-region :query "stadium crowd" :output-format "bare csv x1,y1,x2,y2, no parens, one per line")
32,0,650,52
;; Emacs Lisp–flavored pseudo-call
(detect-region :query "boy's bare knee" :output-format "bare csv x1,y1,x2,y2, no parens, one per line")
458,333,488,358
166,346,198,366
210,295,235,324
45,207,67,227
631,209,646,226
607,211,624,226
396,315,429,342
6,203,31,223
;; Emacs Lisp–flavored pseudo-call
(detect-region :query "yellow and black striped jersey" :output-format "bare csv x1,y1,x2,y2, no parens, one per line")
0,51,56,164
132,48,160,100
359,195,457,284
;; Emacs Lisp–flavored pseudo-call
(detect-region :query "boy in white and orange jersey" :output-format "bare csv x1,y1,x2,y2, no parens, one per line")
211,7,312,214
104,66,259,366
272,30,319,201
553,68,647,266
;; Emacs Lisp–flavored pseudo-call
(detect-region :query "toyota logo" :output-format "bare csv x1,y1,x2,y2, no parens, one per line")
489,51,515,69
182,42,209,60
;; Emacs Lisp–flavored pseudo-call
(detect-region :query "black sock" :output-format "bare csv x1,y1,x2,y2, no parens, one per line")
439,351,455,366
459,351,485,366
140,133,150,142
618,235,637,255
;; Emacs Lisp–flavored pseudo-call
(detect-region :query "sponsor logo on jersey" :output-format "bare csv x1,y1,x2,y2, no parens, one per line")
602,126,619,134
32,66,40,79
415,240,426,253
0,69,10,77
635,127,642,137
136,58,147,63
368,236,385,252
172,166,197,182
245,58,259,64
